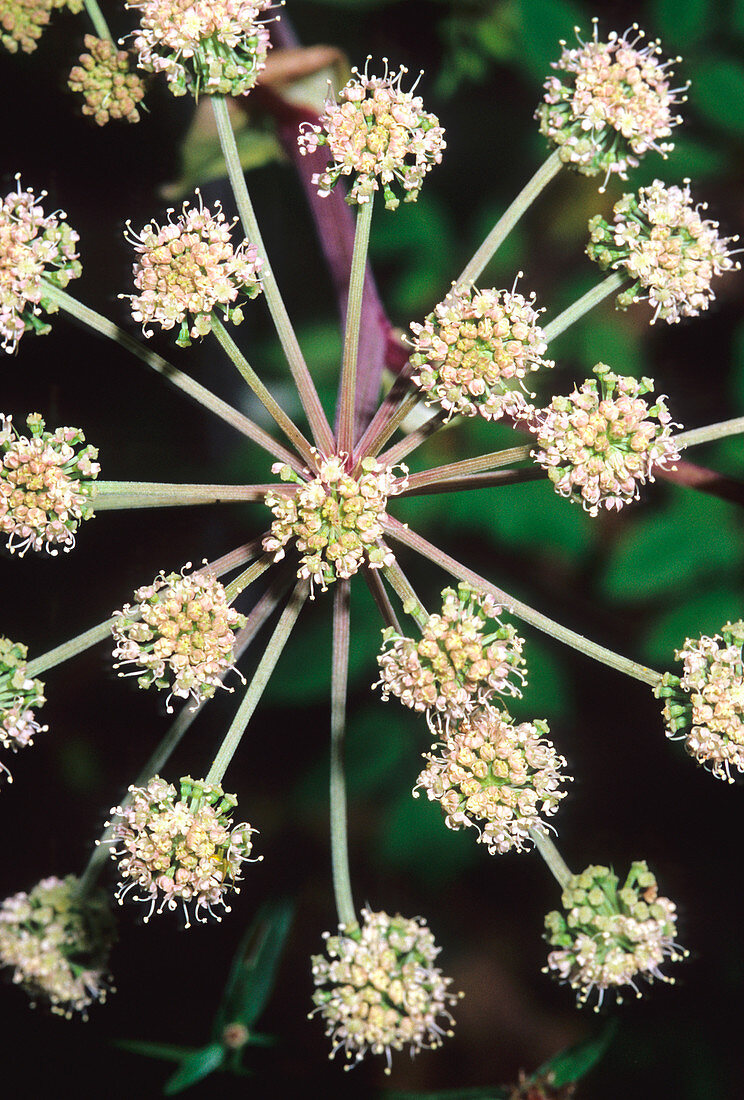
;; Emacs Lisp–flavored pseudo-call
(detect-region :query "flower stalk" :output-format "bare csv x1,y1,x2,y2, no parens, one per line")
330,581,356,927
91,482,281,510
530,829,574,891
338,197,375,453
211,95,335,454
40,281,300,470
457,150,563,288
205,581,308,786
82,0,114,42
543,272,626,343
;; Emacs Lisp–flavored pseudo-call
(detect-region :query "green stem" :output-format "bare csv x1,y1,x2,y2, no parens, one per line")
27,543,261,679
82,0,113,41
674,417,744,450
457,150,563,287
543,272,625,343
330,581,356,927
380,559,429,629
338,197,374,454
400,446,532,494
379,409,448,468
211,96,335,455
210,316,316,467
356,384,419,466
223,553,274,603
91,481,278,510
530,830,574,892
41,281,301,472
26,618,114,678
362,565,402,634
205,581,308,785
383,516,662,687
402,467,544,495
76,578,289,897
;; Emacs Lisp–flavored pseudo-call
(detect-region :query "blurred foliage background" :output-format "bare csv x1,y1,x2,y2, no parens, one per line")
1,0,743,1096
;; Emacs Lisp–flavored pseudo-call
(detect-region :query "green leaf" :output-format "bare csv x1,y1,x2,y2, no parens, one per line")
376,788,480,883
650,0,713,47
162,101,282,201
691,59,744,135
662,135,729,180
164,1043,225,1095
515,0,589,83
114,1040,199,1064
535,1019,617,1087
214,899,294,1033
600,488,743,602
642,584,743,665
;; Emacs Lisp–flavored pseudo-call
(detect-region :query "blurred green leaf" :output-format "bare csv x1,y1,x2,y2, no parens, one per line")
515,0,588,83
115,1040,198,1063
510,634,570,722
369,195,455,316
600,488,743,602
164,1043,225,1095
163,104,282,201
731,321,744,411
377,787,480,882
642,584,743,664
650,0,713,47
662,135,730,180
580,313,643,376
213,899,294,1033
691,59,744,135
536,1019,617,1086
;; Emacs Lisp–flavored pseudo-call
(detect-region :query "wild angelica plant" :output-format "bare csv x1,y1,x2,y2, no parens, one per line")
0,0,743,1089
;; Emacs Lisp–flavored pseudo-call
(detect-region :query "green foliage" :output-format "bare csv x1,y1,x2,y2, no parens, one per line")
164,1044,225,1095
650,0,714,48
691,58,744,136
600,488,743,603
536,1019,617,1086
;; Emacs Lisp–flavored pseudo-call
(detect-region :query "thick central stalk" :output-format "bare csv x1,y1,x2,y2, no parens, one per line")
330,581,356,927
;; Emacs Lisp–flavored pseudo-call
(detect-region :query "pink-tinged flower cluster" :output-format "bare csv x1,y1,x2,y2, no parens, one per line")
109,775,259,927
263,453,404,596
311,908,461,1073
544,861,684,1009
0,636,46,784
68,35,146,126
409,282,553,421
376,583,526,729
298,60,445,210
124,194,262,346
587,180,740,324
536,22,683,186
0,177,81,353
655,620,744,782
414,705,568,855
1,0,82,55
112,565,245,708
0,875,114,1018
127,0,272,97
0,412,100,556
529,364,679,516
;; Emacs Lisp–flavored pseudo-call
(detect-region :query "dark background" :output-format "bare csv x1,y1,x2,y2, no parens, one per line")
1,0,743,1096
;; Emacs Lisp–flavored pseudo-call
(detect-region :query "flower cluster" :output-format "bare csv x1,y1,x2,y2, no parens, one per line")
68,35,146,127
0,875,114,1017
0,0,82,55
529,364,679,516
311,908,461,1072
0,177,81,353
655,620,744,782
298,61,446,210
0,636,46,781
377,583,526,727
544,861,683,1008
127,0,272,97
408,283,553,421
0,412,100,555
124,195,262,345
587,179,740,324
536,23,682,186
414,706,568,855
109,775,259,927
111,565,245,708
263,453,403,595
